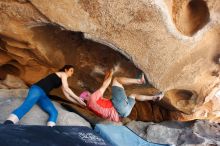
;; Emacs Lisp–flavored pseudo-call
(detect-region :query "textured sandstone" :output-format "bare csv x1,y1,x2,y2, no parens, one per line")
2,74,28,89
0,0,220,122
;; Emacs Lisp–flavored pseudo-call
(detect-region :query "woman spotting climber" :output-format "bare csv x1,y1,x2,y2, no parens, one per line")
4,65,86,126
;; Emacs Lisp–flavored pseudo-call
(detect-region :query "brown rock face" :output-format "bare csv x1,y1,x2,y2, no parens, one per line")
1,74,27,89
172,0,210,36
0,0,220,122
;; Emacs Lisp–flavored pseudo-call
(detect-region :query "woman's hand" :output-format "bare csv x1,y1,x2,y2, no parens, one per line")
78,99,86,107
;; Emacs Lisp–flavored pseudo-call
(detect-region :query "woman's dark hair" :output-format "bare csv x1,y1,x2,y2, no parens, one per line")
59,65,74,72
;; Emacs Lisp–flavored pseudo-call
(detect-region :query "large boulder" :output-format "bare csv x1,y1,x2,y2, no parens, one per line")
126,120,220,145
0,90,91,127
0,89,28,102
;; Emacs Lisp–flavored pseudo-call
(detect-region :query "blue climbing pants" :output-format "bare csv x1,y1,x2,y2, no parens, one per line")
12,85,58,123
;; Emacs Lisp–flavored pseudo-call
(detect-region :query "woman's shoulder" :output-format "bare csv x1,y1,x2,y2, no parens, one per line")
55,72,67,78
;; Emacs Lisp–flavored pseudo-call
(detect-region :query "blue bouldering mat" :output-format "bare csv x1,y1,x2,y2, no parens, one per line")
0,124,110,146
94,124,169,146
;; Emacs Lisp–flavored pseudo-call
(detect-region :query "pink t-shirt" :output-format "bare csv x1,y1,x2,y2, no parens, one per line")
87,90,120,122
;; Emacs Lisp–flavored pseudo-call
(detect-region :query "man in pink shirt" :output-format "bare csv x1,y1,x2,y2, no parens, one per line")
80,70,164,122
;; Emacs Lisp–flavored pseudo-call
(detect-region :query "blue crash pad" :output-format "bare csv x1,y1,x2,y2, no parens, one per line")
94,124,169,146
0,124,110,146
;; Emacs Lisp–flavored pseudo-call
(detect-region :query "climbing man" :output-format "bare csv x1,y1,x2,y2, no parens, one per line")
79,69,164,122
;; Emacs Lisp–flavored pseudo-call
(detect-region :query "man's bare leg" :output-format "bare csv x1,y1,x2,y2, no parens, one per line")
112,74,145,88
112,74,164,102
129,93,164,101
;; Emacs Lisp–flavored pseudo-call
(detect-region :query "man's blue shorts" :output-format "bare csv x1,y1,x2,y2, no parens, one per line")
111,86,136,117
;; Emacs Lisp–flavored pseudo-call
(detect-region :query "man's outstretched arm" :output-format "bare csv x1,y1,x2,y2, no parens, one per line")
99,70,113,95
